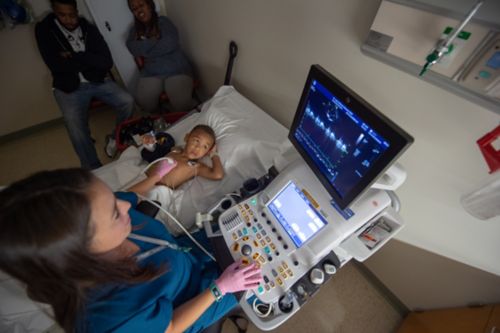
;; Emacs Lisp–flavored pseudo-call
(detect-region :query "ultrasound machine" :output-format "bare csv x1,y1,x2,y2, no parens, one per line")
206,65,414,330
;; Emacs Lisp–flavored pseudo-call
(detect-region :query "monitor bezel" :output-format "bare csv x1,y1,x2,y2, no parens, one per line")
288,65,414,210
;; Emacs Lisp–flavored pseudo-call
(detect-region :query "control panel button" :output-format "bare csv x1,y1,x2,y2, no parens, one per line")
257,285,264,294
276,277,284,286
241,244,252,256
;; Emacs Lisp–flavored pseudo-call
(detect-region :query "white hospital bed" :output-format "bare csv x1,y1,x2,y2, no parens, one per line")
0,86,288,332
94,85,289,234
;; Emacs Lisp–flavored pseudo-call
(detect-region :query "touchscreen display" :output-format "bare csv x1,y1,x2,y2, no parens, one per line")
267,181,327,248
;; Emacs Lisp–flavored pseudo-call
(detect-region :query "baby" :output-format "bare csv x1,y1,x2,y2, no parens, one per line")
144,125,224,189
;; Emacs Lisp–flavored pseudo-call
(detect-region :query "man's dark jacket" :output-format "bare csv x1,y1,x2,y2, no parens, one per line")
35,13,113,93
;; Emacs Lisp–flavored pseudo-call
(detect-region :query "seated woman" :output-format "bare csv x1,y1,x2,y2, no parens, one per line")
0,164,262,332
126,0,194,113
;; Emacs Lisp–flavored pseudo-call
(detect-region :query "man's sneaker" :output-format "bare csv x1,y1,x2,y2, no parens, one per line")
105,135,117,158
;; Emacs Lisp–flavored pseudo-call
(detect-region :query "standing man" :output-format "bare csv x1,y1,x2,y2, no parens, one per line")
35,0,134,169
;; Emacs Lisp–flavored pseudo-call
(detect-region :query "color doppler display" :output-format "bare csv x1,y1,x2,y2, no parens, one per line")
293,80,389,199
289,65,414,209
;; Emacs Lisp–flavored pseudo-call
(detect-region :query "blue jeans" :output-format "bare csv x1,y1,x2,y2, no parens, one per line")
53,80,134,169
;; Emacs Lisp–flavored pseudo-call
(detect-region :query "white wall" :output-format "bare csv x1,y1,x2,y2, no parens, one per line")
165,0,500,308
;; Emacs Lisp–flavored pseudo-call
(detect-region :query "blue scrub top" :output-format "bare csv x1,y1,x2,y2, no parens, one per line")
77,192,237,333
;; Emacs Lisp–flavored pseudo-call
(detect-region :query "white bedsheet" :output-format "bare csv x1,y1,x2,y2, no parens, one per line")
94,86,288,234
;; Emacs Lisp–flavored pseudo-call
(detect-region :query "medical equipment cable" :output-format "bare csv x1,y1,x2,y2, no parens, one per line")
136,192,216,262
252,297,273,318
118,156,216,261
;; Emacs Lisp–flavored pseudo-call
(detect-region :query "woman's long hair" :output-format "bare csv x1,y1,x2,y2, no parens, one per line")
0,169,164,332
129,0,160,38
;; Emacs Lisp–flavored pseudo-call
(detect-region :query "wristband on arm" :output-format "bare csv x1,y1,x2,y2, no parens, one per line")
209,281,223,302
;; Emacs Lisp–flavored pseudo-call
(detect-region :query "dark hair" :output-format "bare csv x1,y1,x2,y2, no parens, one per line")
0,169,164,332
128,0,160,38
50,0,77,8
191,125,216,145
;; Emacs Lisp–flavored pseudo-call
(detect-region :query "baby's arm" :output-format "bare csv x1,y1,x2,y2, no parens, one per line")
195,152,224,180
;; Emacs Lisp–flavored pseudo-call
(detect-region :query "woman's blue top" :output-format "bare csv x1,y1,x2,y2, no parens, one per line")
77,192,236,332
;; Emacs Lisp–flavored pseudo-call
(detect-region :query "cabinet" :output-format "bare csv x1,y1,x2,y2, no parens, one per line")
397,305,500,333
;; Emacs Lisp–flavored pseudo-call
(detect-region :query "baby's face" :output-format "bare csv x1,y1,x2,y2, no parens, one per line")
184,130,214,160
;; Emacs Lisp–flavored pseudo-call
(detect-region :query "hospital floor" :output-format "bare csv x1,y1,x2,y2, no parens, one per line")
1,108,405,333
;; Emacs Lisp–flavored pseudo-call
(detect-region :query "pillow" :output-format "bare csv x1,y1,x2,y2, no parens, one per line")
173,86,288,223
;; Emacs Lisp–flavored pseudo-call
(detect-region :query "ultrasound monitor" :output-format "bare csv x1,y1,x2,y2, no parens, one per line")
289,65,413,210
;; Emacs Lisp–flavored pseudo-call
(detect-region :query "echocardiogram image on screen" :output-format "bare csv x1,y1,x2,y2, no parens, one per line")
293,79,389,199
289,65,413,210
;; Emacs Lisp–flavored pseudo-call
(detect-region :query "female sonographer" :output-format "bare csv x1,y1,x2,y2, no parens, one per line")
0,166,261,332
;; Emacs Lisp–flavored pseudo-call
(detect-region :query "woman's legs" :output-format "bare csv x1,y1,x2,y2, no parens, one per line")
135,76,163,113
163,74,194,112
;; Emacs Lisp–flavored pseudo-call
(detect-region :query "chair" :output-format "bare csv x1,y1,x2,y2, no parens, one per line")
134,56,201,109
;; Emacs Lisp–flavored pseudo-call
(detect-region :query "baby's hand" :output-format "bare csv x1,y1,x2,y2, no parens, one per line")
209,145,219,158
142,133,156,145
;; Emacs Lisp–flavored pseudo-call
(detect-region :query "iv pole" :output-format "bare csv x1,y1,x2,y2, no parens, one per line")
419,0,485,76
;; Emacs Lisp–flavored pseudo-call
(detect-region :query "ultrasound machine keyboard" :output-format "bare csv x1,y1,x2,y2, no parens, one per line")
219,195,306,304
